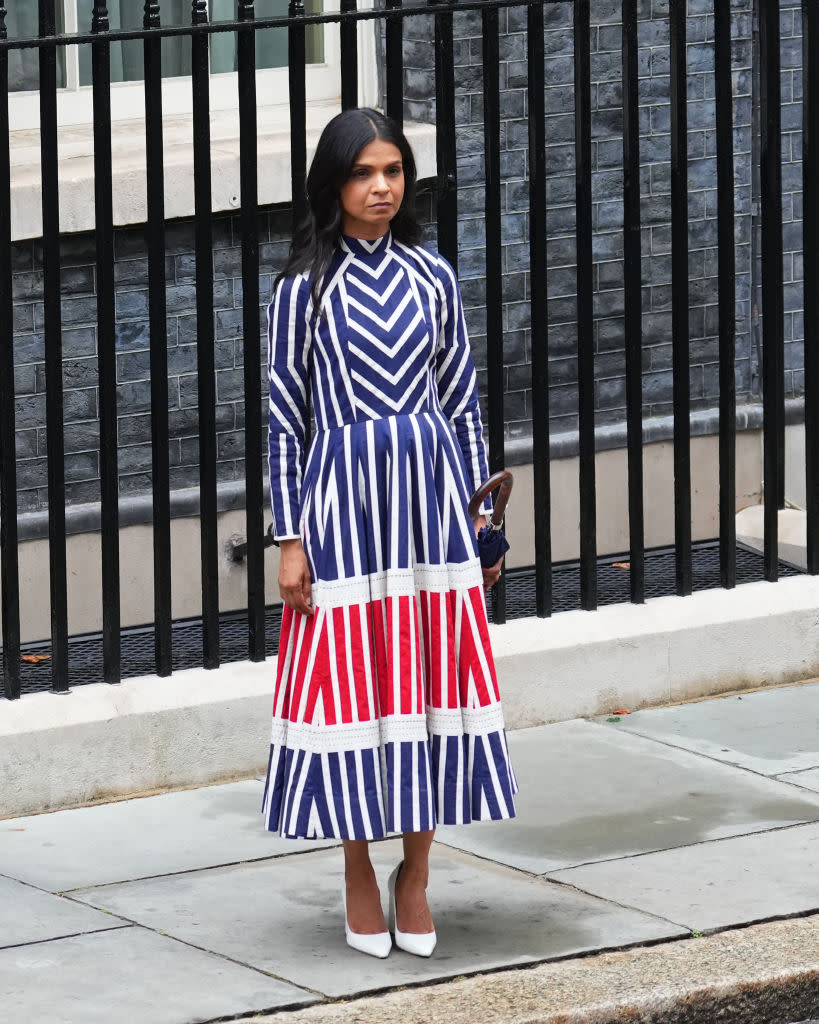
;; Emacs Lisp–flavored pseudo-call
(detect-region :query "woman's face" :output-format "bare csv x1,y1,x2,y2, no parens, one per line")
339,138,405,240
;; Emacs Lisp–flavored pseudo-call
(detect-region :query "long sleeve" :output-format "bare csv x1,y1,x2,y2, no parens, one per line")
267,273,313,540
434,257,492,515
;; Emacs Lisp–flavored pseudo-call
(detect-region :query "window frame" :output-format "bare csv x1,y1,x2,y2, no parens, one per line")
7,0,377,131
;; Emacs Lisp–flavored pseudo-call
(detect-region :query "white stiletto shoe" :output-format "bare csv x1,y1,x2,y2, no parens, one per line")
387,862,437,958
343,885,391,959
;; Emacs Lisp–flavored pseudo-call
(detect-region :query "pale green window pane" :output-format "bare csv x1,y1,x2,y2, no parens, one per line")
77,0,322,86
6,5,66,92
208,0,324,73
77,0,189,85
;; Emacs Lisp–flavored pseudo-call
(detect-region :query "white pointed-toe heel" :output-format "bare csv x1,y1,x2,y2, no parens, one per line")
387,862,437,958
343,885,392,959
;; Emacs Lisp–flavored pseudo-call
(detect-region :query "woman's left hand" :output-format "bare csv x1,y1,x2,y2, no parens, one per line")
473,515,504,589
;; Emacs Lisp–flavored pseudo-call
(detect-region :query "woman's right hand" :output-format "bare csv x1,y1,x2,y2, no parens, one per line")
277,539,314,616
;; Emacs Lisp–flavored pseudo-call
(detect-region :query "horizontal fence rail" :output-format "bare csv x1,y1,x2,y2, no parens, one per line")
0,0,816,700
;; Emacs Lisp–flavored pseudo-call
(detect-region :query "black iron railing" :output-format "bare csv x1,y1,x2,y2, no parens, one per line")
144,0,173,678
0,11,16,698
1,0,818,702
807,0,819,575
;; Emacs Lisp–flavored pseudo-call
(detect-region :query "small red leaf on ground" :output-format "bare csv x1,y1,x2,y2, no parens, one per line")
22,654,51,664
613,709,631,715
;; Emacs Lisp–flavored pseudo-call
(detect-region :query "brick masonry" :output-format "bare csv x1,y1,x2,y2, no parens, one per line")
405,0,804,442
11,212,283,512
9,0,807,512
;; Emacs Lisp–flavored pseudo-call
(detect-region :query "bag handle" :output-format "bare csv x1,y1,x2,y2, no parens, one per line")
468,470,514,528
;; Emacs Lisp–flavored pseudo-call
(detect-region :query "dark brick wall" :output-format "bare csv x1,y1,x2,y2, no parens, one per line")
402,0,805,444
415,0,762,442
11,212,285,512
9,0,808,512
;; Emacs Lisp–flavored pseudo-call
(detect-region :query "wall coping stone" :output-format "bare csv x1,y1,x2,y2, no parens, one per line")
504,398,802,466
14,398,803,542
8,103,436,240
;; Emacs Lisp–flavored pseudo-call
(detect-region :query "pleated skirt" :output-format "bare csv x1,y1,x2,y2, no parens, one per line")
262,410,517,840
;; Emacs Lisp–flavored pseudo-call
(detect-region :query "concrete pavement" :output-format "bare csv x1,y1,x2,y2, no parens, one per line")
2,678,819,1023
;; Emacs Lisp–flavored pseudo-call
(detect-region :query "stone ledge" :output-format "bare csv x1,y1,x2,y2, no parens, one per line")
3,575,819,818
243,915,819,1024
0,658,275,819
505,397,804,467
9,103,437,240
493,574,819,727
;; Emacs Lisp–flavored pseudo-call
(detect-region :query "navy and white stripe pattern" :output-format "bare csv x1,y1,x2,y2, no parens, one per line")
267,234,492,539
263,233,517,840
264,730,518,841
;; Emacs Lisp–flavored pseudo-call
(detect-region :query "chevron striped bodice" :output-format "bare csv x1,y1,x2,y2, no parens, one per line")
267,232,490,541
333,233,439,422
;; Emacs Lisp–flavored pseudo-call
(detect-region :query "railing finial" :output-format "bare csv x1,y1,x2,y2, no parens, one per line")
91,3,110,32
144,1,161,29
0,3,7,41
191,0,208,23
238,0,256,16
288,0,305,17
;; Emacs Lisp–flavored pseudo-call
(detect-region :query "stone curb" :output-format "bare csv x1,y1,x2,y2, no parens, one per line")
245,916,819,1024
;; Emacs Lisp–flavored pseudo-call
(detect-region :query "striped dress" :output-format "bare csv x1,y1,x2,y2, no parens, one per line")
262,231,517,840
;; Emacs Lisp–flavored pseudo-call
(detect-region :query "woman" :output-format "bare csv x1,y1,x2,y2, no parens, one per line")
262,108,516,960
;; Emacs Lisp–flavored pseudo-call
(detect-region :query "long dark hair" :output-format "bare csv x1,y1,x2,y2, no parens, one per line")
277,108,421,309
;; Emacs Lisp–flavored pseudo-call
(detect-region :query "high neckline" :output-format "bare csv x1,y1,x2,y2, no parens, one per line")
341,232,392,257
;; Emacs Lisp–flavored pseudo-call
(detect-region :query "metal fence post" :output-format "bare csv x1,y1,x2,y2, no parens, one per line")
714,0,737,590
483,1,506,624
39,0,70,692
340,0,358,109
238,0,266,661
92,2,122,684
429,0,457,270
191,0,220,667
759,0,785,580
670,0,692,596
385,0,403,127
803,0,819,574
0,0,22,699
143,0,173,676
289,0,307,232
528,0,552,619
622,0,645,604
575,0,597,610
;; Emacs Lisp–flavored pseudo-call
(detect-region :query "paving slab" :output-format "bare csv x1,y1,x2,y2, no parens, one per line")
69,839,684,999
435,719,819,874
598,680,819,775
549,821,819,933
0,875,128,949
0,926,315,1024
778,769,819,794
243,916,819,1024
0,780,337,892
